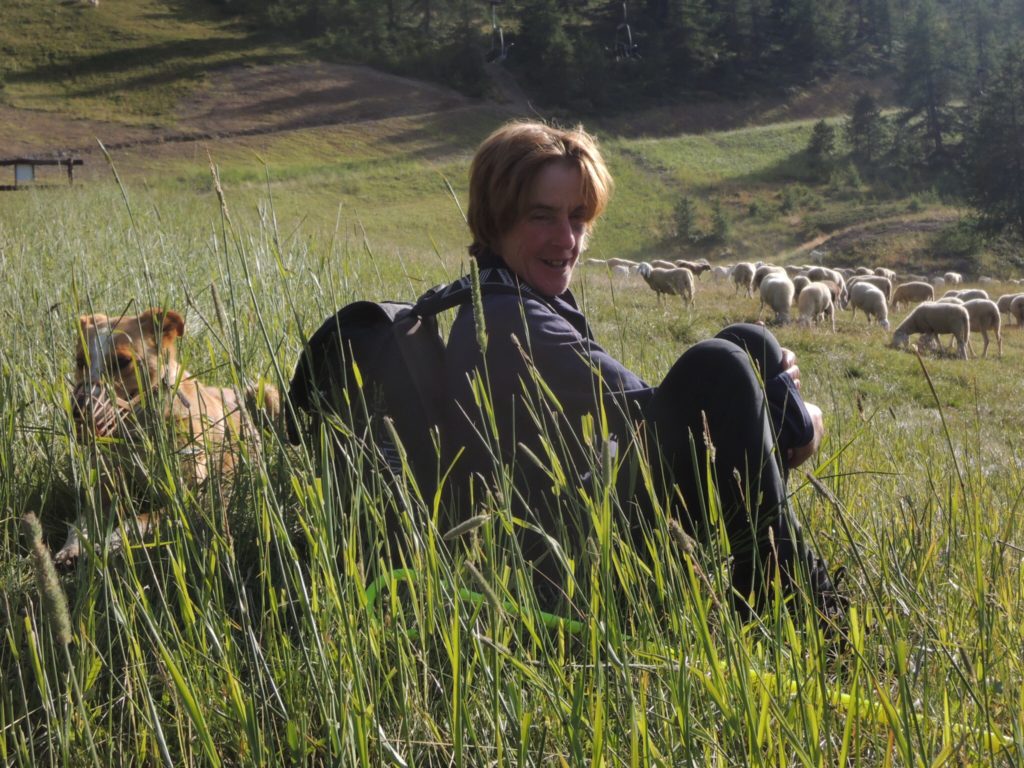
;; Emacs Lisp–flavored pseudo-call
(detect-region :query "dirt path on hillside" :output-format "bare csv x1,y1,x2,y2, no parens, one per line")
782,212,960,264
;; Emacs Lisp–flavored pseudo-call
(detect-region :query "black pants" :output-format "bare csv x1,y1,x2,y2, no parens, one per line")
640,323,808,611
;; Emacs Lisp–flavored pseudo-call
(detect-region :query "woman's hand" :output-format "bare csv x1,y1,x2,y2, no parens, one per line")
779,347,822,468
781,347,800,391
787,401,824,469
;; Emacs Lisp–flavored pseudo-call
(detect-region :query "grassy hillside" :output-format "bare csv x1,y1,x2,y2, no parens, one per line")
0,0,305,126
3,3,1023,764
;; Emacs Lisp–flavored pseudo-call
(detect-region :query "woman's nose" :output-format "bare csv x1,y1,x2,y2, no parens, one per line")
552,216,578,248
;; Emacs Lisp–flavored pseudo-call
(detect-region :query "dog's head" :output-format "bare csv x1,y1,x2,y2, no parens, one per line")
71,308,185,438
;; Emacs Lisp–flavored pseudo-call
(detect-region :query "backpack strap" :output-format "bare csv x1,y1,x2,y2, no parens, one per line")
411,267,550,319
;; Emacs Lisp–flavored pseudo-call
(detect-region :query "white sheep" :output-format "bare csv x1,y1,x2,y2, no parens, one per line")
607,257,638,269
848,275,892,301
891,281,935,308
996,293,1024,315
759,273,795,324
711,265,730,282
792,274,810,298
1010,295,1024,327
846,282,890,330
753,264,786,291
638,263,695,305
943,271,964,285
930,276,946,290
874,267,897,282
890,302,971,359
806,266,847,303
815,279,844,307
961,298,1002,358
955,288,990,302
731,262,755,296
797,282,835,331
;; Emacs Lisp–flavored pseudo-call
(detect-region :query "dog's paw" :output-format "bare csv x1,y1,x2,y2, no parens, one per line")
53,544,79,570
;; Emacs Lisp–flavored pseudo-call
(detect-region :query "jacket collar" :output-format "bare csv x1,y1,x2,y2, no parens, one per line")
473,247,580,309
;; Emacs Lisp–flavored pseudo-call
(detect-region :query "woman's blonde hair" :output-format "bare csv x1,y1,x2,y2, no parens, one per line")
467,121,613,257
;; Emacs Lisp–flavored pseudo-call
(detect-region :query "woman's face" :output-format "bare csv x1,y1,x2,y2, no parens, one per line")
497,162,588,297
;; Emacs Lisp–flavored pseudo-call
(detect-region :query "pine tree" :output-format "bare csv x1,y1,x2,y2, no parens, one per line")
807,119,837,169
964,45,1024,240
897,0,955,163
513,0,577,103
847,92,888,167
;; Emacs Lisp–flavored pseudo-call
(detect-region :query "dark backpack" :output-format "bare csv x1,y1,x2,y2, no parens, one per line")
286,267,540,499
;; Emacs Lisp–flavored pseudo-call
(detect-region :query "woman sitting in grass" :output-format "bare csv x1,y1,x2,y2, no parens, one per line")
442,120,845,624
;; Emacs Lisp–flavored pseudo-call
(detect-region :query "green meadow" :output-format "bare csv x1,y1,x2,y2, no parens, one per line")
1,121,1023,765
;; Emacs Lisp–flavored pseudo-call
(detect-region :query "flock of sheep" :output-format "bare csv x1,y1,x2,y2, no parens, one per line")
584,257,1024,360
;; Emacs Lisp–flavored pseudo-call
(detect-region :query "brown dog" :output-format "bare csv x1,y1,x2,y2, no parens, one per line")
56,307,280,566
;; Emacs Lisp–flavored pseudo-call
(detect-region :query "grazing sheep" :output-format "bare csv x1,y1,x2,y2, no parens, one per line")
961,298,1002,357
753,264,786,291
944,271,964,285
891,281,935,308
891,302,971,359
930,276,946,290
848,275,893,301
638,263,695,305
585,258,634,279
854,266,873,276
996,293,1024,314
792,274,810,298
759,273,795,324
937,296,965,304
874,267,897,282
955,288,990,302
806,266,847,303
650,259,678,270
797,282,835,331
1010,295,1024,327
731,262,755,296
607,257,638,269
814,279,844,306
674,259,712,279
711,265,730,282
805,266,846,285
847,282,890,330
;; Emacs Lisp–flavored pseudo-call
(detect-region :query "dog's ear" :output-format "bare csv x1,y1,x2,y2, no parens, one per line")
79,314,106,331
139,308,185,342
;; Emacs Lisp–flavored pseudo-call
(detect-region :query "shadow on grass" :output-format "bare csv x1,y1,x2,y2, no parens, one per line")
7,33,303,96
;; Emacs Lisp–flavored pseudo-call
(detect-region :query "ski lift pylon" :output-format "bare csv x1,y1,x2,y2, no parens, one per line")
485,0,512,63
612,1,640,61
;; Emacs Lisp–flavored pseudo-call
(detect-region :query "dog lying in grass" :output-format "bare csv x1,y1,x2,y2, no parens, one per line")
55,307,279,567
